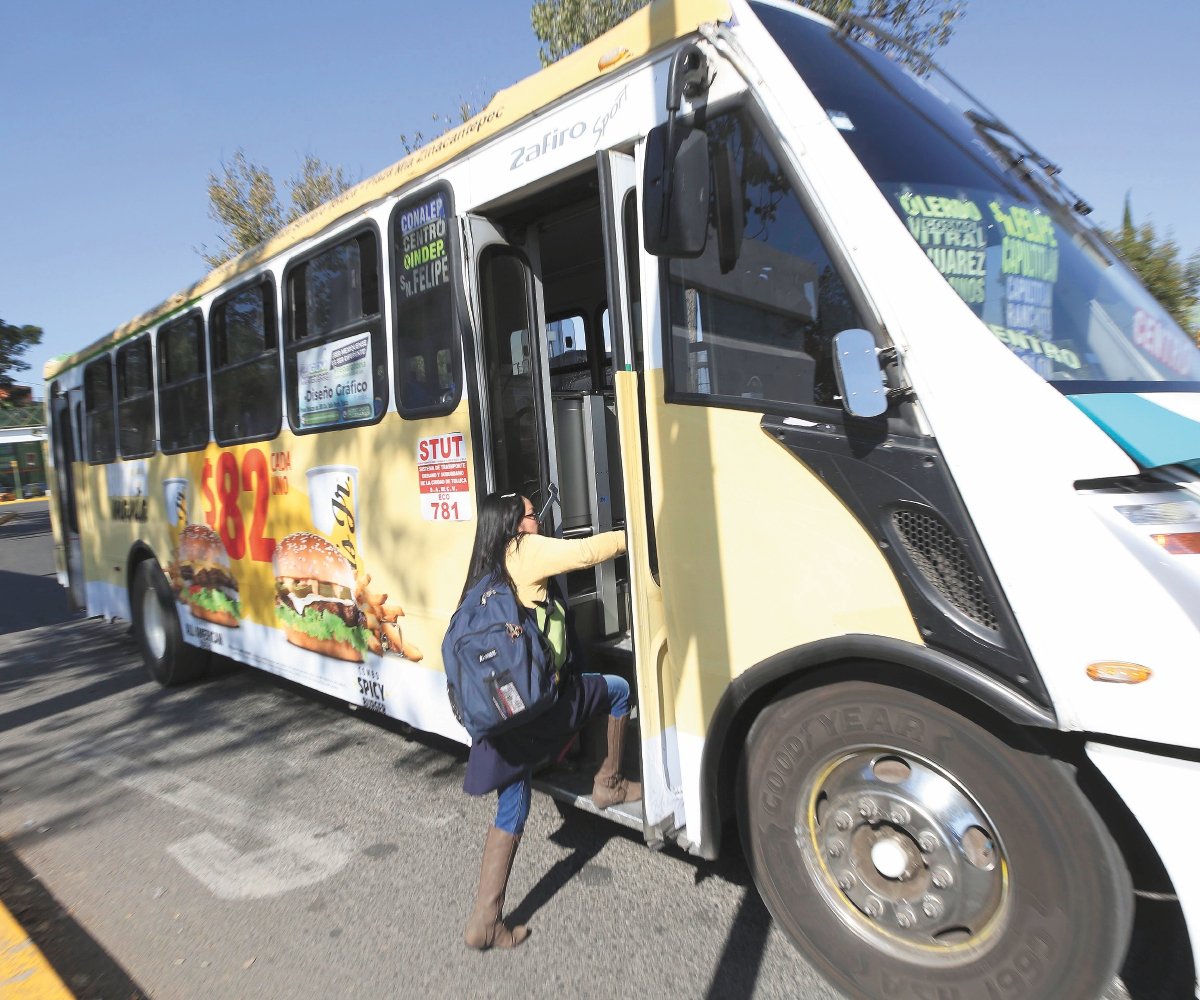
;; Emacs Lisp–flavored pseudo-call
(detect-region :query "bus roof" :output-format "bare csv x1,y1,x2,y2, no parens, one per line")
46,0,732,382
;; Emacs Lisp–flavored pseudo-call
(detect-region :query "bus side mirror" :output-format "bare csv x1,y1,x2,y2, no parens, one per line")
832,328,888,418
643,123,709,258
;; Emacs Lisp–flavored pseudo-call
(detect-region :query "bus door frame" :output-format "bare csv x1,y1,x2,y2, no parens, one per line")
597,148,686,835
49,383,86,609
462,214,560,527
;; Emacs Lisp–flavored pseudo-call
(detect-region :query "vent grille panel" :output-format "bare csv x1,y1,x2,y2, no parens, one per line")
892,510,999,632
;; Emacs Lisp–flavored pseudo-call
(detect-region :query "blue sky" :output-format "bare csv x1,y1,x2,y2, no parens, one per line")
2,0,1197,393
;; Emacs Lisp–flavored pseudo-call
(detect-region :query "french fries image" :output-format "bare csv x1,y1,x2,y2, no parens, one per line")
354,570,423,661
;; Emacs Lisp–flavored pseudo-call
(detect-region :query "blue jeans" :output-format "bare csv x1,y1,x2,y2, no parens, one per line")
494,673,630,835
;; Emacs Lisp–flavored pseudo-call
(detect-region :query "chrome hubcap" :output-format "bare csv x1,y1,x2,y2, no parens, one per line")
806,750,1006,957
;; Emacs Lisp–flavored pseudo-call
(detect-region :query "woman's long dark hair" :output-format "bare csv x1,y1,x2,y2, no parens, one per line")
458,492,527,604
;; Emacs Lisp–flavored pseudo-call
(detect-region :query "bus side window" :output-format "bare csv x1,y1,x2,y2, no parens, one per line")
210,277,282,445
664,107,865,412
157,312,209,454
283,226,386,431
84,355,117,464
390,184,462,418
116,335,155,459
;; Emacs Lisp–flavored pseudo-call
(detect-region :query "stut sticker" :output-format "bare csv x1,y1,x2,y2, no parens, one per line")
417,432,472,522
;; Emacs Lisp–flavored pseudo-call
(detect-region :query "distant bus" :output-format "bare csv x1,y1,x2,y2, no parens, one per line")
44,1,1200,996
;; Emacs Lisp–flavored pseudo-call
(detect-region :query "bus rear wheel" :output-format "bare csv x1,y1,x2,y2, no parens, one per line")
131,560,209,686
739,680,1132,1000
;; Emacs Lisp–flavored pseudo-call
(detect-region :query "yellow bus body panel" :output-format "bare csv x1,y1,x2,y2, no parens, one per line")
640,370,922,740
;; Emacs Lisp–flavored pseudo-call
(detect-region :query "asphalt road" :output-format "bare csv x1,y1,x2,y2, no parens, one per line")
0,502,843,1000
0,503,1166,999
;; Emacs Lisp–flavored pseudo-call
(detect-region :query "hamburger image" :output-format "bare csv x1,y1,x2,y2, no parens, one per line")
272,531,368,662
176,524,241,627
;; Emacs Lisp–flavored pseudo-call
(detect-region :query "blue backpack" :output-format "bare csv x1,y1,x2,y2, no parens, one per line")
442,574,557,742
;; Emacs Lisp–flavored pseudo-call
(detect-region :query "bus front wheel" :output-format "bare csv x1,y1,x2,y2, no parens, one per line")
131,560,209,686
739,680,1132,1000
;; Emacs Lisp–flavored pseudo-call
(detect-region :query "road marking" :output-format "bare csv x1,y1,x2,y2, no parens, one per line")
59,741,355,900
0,900,74,999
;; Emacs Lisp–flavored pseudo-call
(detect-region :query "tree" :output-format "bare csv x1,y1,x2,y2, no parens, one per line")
531,0,645,66
803,0,964,67
400,100,481,155
0,319,43,395
288,155,351,218
199,150,353,269
1106,196,1200,337
530,0,966,69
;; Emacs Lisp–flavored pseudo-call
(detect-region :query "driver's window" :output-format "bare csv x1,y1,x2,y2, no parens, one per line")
480,248,545,499
665,107,864,410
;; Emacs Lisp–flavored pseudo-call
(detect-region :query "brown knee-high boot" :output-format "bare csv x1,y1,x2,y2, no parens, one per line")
592,714,642,809
464,826,529,950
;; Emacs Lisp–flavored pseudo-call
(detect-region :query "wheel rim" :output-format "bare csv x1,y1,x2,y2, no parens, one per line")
802,747,1008,963
141,586,168,661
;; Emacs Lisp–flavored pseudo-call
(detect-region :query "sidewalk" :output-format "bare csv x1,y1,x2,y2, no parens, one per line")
0,898,74,999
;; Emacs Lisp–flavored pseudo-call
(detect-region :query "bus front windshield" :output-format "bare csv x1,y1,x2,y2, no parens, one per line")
751,2,1200,390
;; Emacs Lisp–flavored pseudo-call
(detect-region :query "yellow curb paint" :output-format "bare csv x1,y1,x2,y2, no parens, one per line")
0,900,75,999
0,497,48,507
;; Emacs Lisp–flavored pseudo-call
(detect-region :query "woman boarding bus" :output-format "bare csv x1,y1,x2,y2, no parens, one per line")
44,1,1200,996
456,492,635,950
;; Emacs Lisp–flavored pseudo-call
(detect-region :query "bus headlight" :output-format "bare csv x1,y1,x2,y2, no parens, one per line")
1107,497,1200,555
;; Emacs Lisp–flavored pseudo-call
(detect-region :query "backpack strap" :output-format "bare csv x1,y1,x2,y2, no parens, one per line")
533,588,570,675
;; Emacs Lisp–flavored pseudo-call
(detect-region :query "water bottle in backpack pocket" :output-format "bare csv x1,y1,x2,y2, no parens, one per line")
442,575,556,742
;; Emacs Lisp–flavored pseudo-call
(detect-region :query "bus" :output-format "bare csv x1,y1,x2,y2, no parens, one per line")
44,1,1200,996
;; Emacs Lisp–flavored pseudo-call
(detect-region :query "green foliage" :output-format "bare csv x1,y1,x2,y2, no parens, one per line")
802,1,964,68
199,150,353,269
1106,197,1200,337
400,99,482,155
530,0,966,69
289,155,351,218
531,0,646,66
0,319,43,392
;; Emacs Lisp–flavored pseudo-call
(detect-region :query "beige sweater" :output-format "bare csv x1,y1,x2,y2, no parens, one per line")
505,530,627,608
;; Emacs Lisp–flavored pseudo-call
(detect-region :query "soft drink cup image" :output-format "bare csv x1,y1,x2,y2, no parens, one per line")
163,478,189,528
306,465,359,540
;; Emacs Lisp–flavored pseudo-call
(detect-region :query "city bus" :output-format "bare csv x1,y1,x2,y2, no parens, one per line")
43,1,1200,996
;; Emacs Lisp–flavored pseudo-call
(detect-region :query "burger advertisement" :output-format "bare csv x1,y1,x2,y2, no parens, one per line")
161,453,425,714
175,524,241,627
272,532,367,662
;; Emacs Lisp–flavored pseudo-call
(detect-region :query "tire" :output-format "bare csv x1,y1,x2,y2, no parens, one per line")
130,560,210,686
739,681,1133,1000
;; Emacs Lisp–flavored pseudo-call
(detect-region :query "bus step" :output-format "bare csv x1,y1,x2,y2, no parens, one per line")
532,767,644,833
